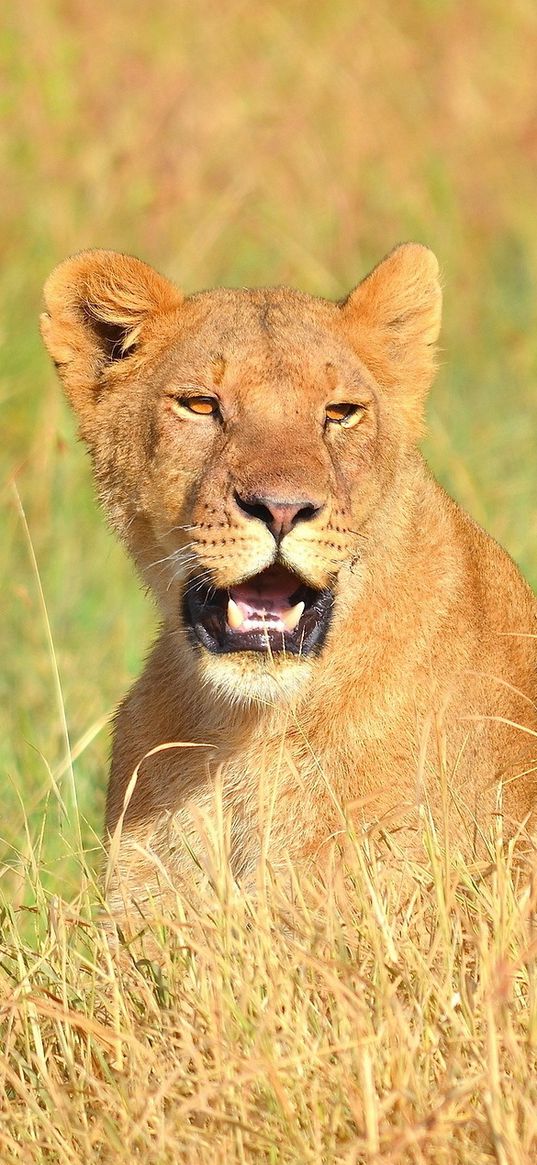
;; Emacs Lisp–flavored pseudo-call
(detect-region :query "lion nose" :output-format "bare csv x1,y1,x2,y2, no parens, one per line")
234,491,324,542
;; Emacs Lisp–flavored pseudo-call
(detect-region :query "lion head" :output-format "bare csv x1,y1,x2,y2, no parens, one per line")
41,244,441,702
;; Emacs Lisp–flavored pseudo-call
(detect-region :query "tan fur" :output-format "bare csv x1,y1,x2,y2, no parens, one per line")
41,244,537,920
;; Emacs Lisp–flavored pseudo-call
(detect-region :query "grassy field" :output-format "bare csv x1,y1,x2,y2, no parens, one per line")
2,1,537,1160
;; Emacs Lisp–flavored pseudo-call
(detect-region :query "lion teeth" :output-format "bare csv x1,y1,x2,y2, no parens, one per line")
227,597,305,633
227,598,245,630
282,601,305,632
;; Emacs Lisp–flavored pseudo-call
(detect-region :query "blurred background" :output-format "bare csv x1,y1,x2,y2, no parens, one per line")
2,0,537,900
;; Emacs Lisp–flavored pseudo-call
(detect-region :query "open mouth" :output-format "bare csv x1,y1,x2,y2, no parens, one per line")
183,565,334,656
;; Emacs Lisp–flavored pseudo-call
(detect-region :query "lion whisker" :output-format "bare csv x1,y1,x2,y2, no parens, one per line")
147,542,199,572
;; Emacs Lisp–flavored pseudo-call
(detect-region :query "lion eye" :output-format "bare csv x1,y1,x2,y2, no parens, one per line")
172,395,220,417
325,402,363,428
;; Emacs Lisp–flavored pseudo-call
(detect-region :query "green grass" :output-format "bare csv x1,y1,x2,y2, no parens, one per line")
2,1,537,1159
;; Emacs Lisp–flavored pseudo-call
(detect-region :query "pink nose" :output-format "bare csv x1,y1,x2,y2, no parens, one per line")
234,492,324,542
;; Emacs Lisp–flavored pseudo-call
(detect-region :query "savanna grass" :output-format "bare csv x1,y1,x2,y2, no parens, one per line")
1,808,536,1163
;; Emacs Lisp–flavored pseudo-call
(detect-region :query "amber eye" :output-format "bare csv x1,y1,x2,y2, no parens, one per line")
171,395,220,418
325,402,364,428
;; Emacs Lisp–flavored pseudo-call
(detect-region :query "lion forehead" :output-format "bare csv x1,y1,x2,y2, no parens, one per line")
186,284,339,328
150,287,364,396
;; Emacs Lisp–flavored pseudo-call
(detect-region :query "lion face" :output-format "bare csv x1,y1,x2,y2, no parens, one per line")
41,245,441,701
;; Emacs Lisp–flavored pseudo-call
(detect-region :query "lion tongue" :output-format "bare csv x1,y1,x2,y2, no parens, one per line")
227,571,305,634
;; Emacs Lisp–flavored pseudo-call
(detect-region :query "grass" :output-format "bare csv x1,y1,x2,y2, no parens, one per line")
2,820,537,1163
2,1,537,1160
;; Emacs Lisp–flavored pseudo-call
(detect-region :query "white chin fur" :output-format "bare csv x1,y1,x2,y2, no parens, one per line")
200,653,313,706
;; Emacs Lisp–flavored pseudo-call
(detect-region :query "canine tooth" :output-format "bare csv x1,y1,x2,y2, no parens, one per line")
282,601,305,632
227,598,245,630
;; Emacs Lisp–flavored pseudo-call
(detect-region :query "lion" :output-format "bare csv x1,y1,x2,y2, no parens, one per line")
40,243,537,921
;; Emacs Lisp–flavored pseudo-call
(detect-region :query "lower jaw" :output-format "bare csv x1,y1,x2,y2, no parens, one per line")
187,629,325,656
184,605,333,657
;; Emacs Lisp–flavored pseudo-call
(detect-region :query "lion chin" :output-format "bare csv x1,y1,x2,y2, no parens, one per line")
199,650,315,707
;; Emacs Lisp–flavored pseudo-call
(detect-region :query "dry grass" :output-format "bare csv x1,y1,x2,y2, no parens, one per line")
2,819,537,1164
2,1,537,1160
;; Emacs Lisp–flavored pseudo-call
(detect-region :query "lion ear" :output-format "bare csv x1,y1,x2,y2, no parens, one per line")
40,249,183,427
341,243,442,431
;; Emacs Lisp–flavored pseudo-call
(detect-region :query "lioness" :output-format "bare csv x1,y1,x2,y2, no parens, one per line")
41,243,537,918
